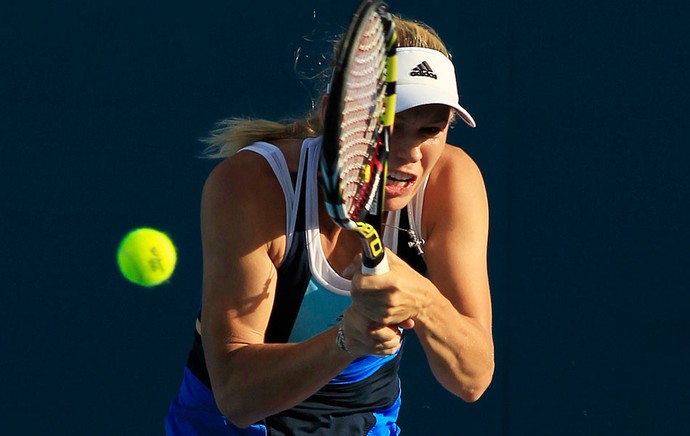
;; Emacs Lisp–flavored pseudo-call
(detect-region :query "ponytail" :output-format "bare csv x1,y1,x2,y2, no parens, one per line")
201,113,322,159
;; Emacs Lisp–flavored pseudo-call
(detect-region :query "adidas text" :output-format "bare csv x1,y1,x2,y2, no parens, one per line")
410,70,437,79
410,62,438,79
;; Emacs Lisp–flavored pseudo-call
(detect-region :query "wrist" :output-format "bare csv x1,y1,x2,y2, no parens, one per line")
413,282,442,328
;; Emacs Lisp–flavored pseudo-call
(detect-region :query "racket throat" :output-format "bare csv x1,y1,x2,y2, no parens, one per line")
354,221,388,273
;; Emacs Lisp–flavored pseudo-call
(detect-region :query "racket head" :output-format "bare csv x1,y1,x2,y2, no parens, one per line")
320,0,397,273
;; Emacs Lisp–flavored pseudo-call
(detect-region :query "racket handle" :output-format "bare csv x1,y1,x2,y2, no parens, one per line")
361,252,390,276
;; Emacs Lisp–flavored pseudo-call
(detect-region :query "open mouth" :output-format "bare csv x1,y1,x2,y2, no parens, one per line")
386,171,416,189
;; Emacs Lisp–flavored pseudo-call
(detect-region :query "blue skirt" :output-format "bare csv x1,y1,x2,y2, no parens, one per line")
165,366,402,435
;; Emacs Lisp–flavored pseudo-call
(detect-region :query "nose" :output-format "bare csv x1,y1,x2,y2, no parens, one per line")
392,139,423,164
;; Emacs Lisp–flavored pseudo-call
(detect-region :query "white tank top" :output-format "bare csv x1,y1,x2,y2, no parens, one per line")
241,137,428,342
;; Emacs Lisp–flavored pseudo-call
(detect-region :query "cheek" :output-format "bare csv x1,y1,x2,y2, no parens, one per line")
420,142,444,172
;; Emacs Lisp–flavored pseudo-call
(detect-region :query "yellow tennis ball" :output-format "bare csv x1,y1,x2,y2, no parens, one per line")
117,227,177,287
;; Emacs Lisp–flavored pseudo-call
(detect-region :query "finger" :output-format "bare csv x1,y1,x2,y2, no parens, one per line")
367,324,403,348
372,334,403,355
352,329,402,357
397,318,415,330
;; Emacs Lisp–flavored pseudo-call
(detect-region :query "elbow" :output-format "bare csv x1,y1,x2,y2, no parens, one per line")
217,404,256,429
459,383,488,403
438,355,494,403
207,349,264,428
459,360,495,403
214,390,259,429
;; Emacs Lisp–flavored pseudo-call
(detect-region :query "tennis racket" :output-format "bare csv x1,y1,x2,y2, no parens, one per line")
320,0,397,276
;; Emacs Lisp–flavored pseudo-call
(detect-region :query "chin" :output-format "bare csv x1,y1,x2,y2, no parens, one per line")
384,182,419,211
384,196,411,212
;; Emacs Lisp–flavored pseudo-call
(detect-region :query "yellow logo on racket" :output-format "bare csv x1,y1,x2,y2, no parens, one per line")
355,222,384,258
361,165,371,184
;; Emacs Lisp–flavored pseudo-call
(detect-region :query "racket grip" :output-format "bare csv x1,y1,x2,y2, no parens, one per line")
361,252,390,276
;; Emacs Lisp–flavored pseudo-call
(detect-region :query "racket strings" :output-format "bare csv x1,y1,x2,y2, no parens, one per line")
339,13,389,219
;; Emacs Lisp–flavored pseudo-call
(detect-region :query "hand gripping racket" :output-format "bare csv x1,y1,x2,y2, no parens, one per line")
320,0,397,275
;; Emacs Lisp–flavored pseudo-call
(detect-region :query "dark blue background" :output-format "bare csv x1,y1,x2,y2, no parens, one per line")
2,1,689,434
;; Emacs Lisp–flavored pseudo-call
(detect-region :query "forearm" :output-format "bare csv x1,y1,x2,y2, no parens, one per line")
207,326,353,427
414,292,494,402
347,252,494,400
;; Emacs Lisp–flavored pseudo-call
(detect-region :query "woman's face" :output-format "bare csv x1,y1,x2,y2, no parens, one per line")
385,104,452,211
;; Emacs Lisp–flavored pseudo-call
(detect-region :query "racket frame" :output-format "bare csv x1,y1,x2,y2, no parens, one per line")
320,0,397,275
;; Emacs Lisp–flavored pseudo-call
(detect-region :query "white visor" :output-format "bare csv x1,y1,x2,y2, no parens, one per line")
395,47,476,128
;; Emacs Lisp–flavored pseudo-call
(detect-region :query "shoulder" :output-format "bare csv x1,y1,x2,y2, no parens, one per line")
427,144,487,205
203,149,282,208
423,144,488,237
201,147,290,264
435,144,484,184
203,138,304,202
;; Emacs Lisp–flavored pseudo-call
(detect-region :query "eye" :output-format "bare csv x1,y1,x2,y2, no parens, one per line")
420,126,443,137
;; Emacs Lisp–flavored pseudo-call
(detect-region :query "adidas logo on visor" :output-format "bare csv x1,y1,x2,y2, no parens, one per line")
410,61,437,79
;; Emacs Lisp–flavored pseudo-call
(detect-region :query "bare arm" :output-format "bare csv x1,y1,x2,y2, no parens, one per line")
200,154,354,427
349,145,494,401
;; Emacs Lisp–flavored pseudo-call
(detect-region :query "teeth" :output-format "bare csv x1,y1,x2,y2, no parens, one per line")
388,171,412,182
387,171,414,188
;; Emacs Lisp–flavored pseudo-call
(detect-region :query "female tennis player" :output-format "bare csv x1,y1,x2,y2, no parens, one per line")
166,14,494,436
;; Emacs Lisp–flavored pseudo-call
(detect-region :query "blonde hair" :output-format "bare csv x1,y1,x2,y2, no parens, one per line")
201,115,322,159
395,17,450,57
202,16,451,159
